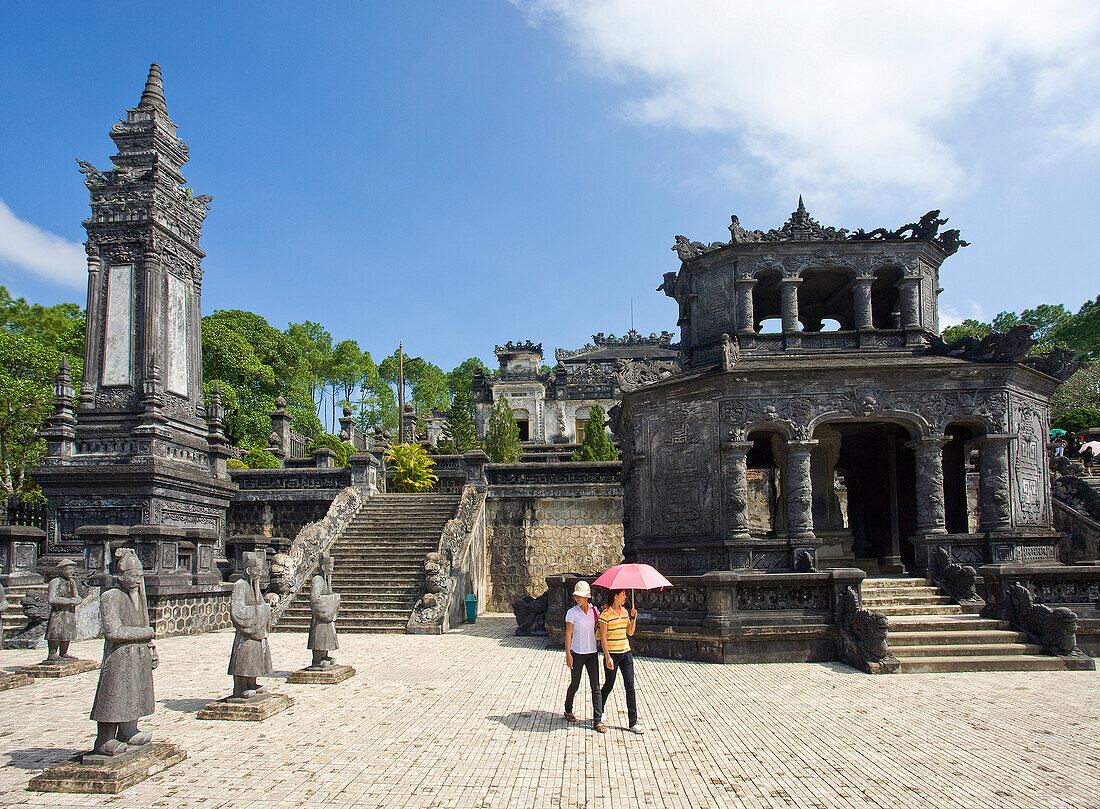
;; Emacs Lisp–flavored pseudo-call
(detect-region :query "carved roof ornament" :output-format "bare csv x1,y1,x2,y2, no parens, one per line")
673,199,970,262
928,324,1080,379
494,340,542,355
138,62,168,113
556,330,676,362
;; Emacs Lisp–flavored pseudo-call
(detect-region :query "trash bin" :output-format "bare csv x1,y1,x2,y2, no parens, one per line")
465,594,478,624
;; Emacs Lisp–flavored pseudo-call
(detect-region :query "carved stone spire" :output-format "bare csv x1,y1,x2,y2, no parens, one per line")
138,62,167,112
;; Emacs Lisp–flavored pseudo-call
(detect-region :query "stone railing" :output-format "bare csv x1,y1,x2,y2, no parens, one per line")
269,486,366,624
978,563,1100,664
544,568,897,672
406,484,488,634
486,461,621,487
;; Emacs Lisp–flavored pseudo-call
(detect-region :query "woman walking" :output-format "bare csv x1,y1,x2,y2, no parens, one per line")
597,589,644,734
563,580,602,730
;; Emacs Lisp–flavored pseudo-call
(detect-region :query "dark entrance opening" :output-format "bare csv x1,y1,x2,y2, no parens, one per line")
832,422,917,571
943,424,979,534
516,419,530,442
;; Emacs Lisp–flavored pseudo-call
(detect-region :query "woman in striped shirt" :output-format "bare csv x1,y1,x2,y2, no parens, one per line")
597,589,644,734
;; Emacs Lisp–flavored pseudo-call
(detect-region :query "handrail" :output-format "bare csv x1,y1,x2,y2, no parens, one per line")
269,486,366,623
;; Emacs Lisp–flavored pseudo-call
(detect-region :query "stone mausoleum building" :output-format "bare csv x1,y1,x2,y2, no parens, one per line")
616,201,1071,577
472,332,679,444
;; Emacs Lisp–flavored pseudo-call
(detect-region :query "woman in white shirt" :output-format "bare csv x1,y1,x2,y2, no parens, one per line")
563,580,603,730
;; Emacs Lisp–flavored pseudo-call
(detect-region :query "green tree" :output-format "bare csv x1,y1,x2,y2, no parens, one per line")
438,388,478,453
484,395,521,463
244,448,281,469
1052,363,1100,420
0,331,66,497
0,287,85,359
1052,407,1100,434
358,351,397,433
307,433,356,466
286,320,332,414
384,443,439,492
327,339,362,433
1051,296,1100,362
941,318,991,344
446,357,486,400
379,350,451,422
572,404,619,461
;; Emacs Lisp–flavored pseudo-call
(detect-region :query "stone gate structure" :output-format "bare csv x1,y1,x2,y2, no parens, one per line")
617,201,1072,577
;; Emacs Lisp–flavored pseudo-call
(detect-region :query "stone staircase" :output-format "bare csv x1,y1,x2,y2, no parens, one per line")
862,577,1089,673
275,493,461,634
1,583,44,642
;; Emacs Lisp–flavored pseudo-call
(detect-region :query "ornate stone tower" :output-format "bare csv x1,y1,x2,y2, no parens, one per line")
35,64,235,579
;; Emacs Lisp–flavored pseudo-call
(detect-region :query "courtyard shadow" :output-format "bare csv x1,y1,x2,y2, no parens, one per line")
3,746,82,769
160,697,215,713
487,709,567,733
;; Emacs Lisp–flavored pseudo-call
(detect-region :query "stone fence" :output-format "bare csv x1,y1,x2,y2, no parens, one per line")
544,568,897,671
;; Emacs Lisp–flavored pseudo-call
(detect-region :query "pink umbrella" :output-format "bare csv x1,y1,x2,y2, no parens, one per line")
592,563,673,608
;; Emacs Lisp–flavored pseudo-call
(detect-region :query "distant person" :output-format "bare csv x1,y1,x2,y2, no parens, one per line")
1080,440,1100,476
597,589,644,734
1054,439,1067,458
562,580,602,730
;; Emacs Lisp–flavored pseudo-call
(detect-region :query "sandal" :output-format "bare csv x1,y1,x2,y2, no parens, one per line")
564,713,577,722
595,722,608,733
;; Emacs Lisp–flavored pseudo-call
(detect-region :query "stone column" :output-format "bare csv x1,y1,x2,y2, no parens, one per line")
269,396,291,464
969,434,1014,533
906,436,950,535
734,278,757,336
852,277,874,330
897,277,922,330
779,277,802,334
80,250,100,408
784,439,817,542
721,441,754,542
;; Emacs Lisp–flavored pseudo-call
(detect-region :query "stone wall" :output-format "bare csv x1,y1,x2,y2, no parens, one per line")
228,467,353,540
1052,474,1100,563
486,484,623,611
150,592,231,638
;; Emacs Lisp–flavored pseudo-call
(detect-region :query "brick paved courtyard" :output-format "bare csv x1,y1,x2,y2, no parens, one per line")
1,615,1097,809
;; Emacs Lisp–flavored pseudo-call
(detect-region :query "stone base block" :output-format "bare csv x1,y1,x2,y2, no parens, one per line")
196,692,293,721
0,671,34,691
20,658,98,678
28,742,186,794
286,664,356,684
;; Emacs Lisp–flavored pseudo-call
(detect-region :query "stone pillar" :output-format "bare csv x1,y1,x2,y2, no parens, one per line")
401,403,418,444
970,434,1014,533
852,277,874,330
268,396,291,464
129,524,190,594
721,441,754,543
898,277,922,330
779,277,802,334
0,525,45,587
313,447,337,468
339,404,357,445
77,524,131,587
784,439,817,542
348,451,383,494
906,435,950,535
41,358,78,461
734,278,757,336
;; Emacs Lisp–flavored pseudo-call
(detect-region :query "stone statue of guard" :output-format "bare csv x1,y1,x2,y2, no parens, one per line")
228,550,274,699
44,558,83,663
307,553,340,669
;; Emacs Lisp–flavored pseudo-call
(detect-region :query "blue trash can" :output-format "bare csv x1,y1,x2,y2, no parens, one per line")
465,594,478,624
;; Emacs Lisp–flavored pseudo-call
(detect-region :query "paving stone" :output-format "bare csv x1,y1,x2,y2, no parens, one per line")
0,615,1097,808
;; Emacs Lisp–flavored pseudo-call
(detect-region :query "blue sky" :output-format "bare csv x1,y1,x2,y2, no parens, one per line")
2,1,1098,372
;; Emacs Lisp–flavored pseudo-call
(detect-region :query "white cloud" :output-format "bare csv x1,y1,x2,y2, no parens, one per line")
518,1,1100,205
0,197,86,287
940,301,987,329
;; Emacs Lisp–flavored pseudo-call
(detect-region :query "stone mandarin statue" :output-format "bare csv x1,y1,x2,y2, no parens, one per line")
228,550,274,698
307,553,340,670
89,548,158,756
44,558,83,663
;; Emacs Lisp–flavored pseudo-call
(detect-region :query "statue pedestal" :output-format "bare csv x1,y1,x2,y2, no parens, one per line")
287,664,355,684
0,671,33,691
19,658,98,678
196,692,293,721
28,742,186,794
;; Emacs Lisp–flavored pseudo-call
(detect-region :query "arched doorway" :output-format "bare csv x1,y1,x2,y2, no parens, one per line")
817,420,918,573
943,422,982,534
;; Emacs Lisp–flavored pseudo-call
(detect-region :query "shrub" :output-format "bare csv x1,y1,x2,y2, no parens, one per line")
1053,407,1100,434
385,443,439,492
307,433,356,466
244,448,281,469
227,458,248,470
572,404,619,461
484,395,521,463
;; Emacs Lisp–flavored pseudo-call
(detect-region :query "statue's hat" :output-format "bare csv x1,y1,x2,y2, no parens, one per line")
57,558,79,569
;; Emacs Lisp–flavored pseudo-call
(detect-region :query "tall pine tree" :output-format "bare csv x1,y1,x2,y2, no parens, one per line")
573,404,619,461
484,395,522,463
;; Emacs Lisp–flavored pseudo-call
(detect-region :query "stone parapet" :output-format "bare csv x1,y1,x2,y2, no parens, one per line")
0,524,45,587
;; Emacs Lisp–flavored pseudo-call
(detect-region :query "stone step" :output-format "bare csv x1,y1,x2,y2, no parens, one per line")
871,603,964,616
861,586,942,599
862,595,954,607
888,616,1009,632
862,577,932,588
897,655,1074,674
889,629,1029,646
891,643,1046,658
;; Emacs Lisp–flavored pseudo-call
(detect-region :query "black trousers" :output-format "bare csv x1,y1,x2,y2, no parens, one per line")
599,651,637,726
565,652,602,718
